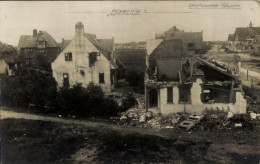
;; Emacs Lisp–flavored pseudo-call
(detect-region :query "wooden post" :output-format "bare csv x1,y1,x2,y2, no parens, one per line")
145,86,149,112
229,81,234,102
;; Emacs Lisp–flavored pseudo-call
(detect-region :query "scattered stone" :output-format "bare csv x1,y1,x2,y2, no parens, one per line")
250,113,257,119
139,114,146,123
227,111,234,119
127,112,138,119
120,115,127,120
171,116,180,124
164,126,174,129
235,123,243,128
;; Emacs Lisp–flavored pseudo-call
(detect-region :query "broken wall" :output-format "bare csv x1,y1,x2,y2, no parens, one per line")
155,78,247,114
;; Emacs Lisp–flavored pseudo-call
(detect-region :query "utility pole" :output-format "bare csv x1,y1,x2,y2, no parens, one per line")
247,63,249,81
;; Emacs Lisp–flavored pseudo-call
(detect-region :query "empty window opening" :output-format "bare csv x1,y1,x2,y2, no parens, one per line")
89,52,97,66
63,73,70,88
99,73,104,83
167,87,173,103
65,52,72,61
187,43,195,49
179,85,191,103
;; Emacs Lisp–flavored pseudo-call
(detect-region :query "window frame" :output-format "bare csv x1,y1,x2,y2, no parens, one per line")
167,87,173,103
65,52,72,61
89,52,98,66
99,73,105,84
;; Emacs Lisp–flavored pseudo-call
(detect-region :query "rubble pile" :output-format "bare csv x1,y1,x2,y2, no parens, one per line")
132,94,145,109
196,111,229,130
115,108,187,129
112,108,260,131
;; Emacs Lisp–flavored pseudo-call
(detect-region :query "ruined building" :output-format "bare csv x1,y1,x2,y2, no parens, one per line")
52,22,118,93
145,28,247,114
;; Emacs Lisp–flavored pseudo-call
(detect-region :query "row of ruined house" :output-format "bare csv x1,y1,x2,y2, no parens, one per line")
0,22,248,114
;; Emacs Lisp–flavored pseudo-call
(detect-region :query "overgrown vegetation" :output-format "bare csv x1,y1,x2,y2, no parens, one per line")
125,70,144,93
0,68,135,118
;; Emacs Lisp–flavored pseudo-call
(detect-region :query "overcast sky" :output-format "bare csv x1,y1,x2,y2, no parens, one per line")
0,1,259,46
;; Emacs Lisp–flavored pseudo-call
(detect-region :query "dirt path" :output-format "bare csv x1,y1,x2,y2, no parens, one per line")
1,106,260,163
0,107,165,138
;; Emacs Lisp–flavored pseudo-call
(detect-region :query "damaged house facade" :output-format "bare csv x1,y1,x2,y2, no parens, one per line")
0,44,20,76
228,22,260,53
18,29,60,71
52,22,118,93
145,27,247,114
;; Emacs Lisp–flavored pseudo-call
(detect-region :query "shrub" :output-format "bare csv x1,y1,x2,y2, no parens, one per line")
0,68,120,118
57,82,119,118
125,70,144,93
0,68,58,108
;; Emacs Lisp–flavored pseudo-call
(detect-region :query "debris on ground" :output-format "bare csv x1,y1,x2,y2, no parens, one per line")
112,108,259,131
234,123,243,128
250,112,257,119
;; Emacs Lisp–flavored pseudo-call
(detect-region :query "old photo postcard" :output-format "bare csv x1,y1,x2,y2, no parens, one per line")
0,1,260,163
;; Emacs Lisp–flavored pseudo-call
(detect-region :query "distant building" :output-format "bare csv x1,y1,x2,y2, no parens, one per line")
254,35,260,55
228,22,260,52
52,22,118,93
228,34,235,52
18,30,60,71
155,26,203,53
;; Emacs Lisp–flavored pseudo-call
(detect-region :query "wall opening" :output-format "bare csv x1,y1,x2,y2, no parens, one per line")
149,88,158,108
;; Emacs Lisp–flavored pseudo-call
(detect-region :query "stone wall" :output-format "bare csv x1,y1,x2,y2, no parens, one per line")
155,78,247,115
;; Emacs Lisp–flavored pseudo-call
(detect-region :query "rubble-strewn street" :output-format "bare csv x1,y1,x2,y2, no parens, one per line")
1,109,260,163
112,107,260,131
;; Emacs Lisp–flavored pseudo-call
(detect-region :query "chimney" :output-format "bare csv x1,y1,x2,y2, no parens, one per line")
33,29,37,37
75,22,84,47
75,22,84,37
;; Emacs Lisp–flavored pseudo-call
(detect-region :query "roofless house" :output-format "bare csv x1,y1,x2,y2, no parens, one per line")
145,26,247,114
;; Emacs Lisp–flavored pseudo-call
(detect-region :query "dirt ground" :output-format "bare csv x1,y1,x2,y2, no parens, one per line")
1,113,260,163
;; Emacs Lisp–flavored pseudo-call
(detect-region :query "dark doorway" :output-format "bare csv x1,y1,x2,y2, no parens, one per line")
149,89,158,107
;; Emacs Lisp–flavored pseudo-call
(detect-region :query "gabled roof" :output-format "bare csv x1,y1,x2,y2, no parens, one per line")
154,26,203,50
151,39,183,59
155,26,181,39
147,39,163,56
60,39,71,50
18,31,59,48
97,39,114,52
228,34,235,41
60,33,115,63
235,27,260,41
58,32,117,68
84,33,114,62
171,32,203,49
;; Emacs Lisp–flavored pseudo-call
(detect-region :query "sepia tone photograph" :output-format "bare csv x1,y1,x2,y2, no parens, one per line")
0,1,260,163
